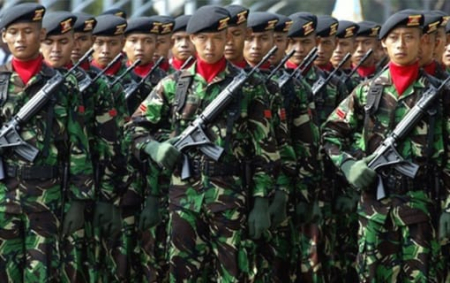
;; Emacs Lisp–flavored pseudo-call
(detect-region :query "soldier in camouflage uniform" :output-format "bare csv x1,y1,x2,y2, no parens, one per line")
0,3,93,282
322,10,450,282
170,15,195,71
122,16,169,282
127,6,280,282
150,15,175,74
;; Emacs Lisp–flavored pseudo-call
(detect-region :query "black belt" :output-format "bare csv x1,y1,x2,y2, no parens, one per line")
6,165,59,180
190,159,240,177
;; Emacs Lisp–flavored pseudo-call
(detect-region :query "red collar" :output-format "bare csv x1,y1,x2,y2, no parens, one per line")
258,61,271,70
355,64,376,78
79,60,90,71
196,56,227,83
12,54,44,85
128,60,154,78
171,57,185,70
318,62,334,72
423,60,437,76
389,61,419,97
159,58,170,72
232,60,248,69
65,61,74,70
286,60,298,70
91,59,122,76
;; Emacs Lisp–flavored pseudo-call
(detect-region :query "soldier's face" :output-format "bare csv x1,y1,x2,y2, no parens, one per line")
269,32,289,66
331,37,355,69
225,24,249,62
153,34,172,62
2,22,45,61
244,30,274,66
171,31,195,61
352,36,378,67
124,33,157,65
434,27,446,62
286,33,318,65
41,32,74,68
418,33,437,67
92,35,124,67
442,43,450,67
72,32,94,62
190,30,228,64
315,35,337,67
382,27,423,66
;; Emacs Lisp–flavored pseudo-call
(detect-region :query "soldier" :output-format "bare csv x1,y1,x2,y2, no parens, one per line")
352,21,382,83
170,15,195,71
127,5,279,281
444,21,450,71
224,4,250,69
0,3,93,282
150,15,175,73
420,11,446,79
315,15,339,72
432,11,449,65
270,14,293,66
322,10,450,282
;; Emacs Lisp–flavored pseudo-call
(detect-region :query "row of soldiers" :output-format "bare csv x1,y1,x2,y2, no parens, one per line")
1,1,450,283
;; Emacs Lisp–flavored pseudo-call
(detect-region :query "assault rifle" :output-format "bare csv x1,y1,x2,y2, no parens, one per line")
266,49,295,82
69,47,94,73
173,46,278,180
367,75,450,200
80,53,123,93
110,59,142,88
311,52,351,95
0,66,79,179
277,47,318,89
124,56,164,101
341,49,373,84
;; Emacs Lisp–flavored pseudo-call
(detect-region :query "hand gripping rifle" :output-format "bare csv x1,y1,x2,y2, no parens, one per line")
341,49,373,84
311,52,351,95
79,53,124,93
124,56,164,101
173,46,278,180
367,75,450,200
0,64,80,179
277,47,318,89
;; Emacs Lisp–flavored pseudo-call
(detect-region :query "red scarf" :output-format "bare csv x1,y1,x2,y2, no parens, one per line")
160,58,170,72
171,57,185,70
356,64,376,78
258,61,271,71
286,60,298,70
389,61,419,97
12,54,43,85
423,60,436,76
196,56,227,83
80,60,90,71
128,60,154,78
91,59,122,76
318,62,333,72
232,60,247,69
65,62,74,70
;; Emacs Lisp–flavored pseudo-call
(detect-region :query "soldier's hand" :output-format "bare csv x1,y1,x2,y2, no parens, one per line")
94,202,122,240
144,138,181,170
139,195,161,231
341,155,376,190
439,211,450,241
62,200,86,237
248,197,270,239
268,191,288,228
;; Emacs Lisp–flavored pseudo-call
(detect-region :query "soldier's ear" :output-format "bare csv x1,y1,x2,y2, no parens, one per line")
381,38,387,49
1,30,6,44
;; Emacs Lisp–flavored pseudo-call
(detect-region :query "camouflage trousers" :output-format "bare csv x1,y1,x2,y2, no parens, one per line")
0,210,61,283
139,197,170,283
169,205,246,283
357,215,443,282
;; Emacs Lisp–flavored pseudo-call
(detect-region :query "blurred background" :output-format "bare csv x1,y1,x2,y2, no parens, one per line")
0,0,449,22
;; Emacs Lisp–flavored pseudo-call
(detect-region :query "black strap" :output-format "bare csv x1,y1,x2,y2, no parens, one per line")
0,71,11,107
174,70,194,113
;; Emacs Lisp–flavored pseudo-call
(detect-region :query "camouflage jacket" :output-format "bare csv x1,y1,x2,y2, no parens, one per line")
322,68,450,225
0,62,93,213
128,61,279,212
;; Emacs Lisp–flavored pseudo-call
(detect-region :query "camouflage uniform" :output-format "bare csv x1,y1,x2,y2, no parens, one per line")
0,62,93,282
128,61,279,282
322,68,450,282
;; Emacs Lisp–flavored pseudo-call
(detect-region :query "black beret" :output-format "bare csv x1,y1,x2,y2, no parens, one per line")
247,12,278,32
125,17,160,35
0,3,45,30
101,8,127,19
423,11,442,34
224,4,249,26
316,15,338,37
186,5,230,34
288,12,317,38
149,15,175,35
336,20,359,38
93,15,127,36
73,12,97,32
173,15,191,33
431,10,449,27
274,14,292,33
356,21,381,37
379,10,424,40
43,12,77,36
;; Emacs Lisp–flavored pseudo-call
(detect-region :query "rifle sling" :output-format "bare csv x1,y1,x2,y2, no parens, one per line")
0,69,11,107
